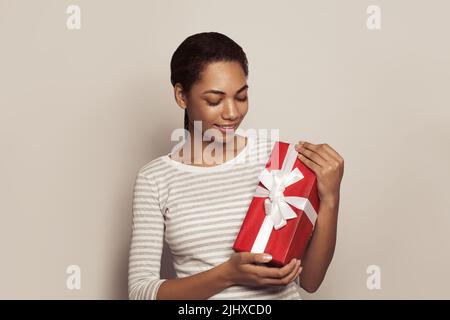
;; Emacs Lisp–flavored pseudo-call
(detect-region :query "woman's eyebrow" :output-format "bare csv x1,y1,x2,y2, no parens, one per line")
202,84,249,95
236,84,249,94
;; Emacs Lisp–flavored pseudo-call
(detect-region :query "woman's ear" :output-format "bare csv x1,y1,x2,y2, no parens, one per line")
174,83,188,110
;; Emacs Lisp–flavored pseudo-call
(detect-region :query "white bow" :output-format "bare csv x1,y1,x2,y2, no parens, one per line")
254,144,317,229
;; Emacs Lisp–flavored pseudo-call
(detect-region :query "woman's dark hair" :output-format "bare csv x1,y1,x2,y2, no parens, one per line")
170,32,249,131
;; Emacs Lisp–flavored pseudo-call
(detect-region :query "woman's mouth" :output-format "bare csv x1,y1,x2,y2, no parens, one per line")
213,124,237,134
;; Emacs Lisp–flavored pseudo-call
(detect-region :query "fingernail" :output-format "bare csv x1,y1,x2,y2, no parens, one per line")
262,254,272,262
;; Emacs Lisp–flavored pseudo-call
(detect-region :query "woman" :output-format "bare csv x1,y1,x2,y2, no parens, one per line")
128,32,344,300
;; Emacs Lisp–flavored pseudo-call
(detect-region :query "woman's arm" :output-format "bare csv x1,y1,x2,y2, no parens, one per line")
298,198,339,293
156,262,232,300
156,252,301,300
128,172,167,300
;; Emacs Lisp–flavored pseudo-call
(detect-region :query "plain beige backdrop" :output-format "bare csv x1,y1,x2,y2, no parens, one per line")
1,0,449,299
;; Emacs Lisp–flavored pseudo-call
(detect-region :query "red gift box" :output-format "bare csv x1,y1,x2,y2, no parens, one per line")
232,141,320,267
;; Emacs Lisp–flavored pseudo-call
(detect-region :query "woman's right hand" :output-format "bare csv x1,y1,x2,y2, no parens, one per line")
223,252,302,287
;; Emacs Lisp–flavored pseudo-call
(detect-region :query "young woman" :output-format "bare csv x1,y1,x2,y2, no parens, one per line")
128,32,344,300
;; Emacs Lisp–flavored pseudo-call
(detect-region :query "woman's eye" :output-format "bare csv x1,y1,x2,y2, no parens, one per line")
236,96,248,102
207,100,221,106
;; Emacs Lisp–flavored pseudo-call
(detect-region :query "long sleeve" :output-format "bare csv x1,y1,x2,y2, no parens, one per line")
128,172,166,300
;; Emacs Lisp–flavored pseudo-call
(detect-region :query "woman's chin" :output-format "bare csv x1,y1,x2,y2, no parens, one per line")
211,133,235,144
203,128,236,144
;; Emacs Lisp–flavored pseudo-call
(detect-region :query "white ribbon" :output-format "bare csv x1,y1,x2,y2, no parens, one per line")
250,143,318,254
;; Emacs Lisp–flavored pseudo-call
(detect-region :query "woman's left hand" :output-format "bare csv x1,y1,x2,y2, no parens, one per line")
295,141,344,208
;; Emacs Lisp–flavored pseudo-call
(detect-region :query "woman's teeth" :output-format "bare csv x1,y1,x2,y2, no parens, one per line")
215,124,235,129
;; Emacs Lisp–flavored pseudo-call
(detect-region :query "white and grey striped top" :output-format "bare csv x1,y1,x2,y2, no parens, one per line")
128,134,303,300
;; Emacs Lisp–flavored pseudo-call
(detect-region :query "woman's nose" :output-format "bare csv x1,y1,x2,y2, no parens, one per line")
222,100,239,120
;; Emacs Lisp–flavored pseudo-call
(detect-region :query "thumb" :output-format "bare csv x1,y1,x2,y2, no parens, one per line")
253,253,273,264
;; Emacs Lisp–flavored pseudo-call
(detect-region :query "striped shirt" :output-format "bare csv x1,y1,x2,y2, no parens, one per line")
128,134,303,300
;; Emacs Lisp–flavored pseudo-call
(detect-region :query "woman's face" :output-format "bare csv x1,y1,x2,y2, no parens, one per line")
176,61,249,143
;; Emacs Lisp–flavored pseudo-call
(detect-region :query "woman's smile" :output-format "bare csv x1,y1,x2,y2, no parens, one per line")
213,123,238,134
